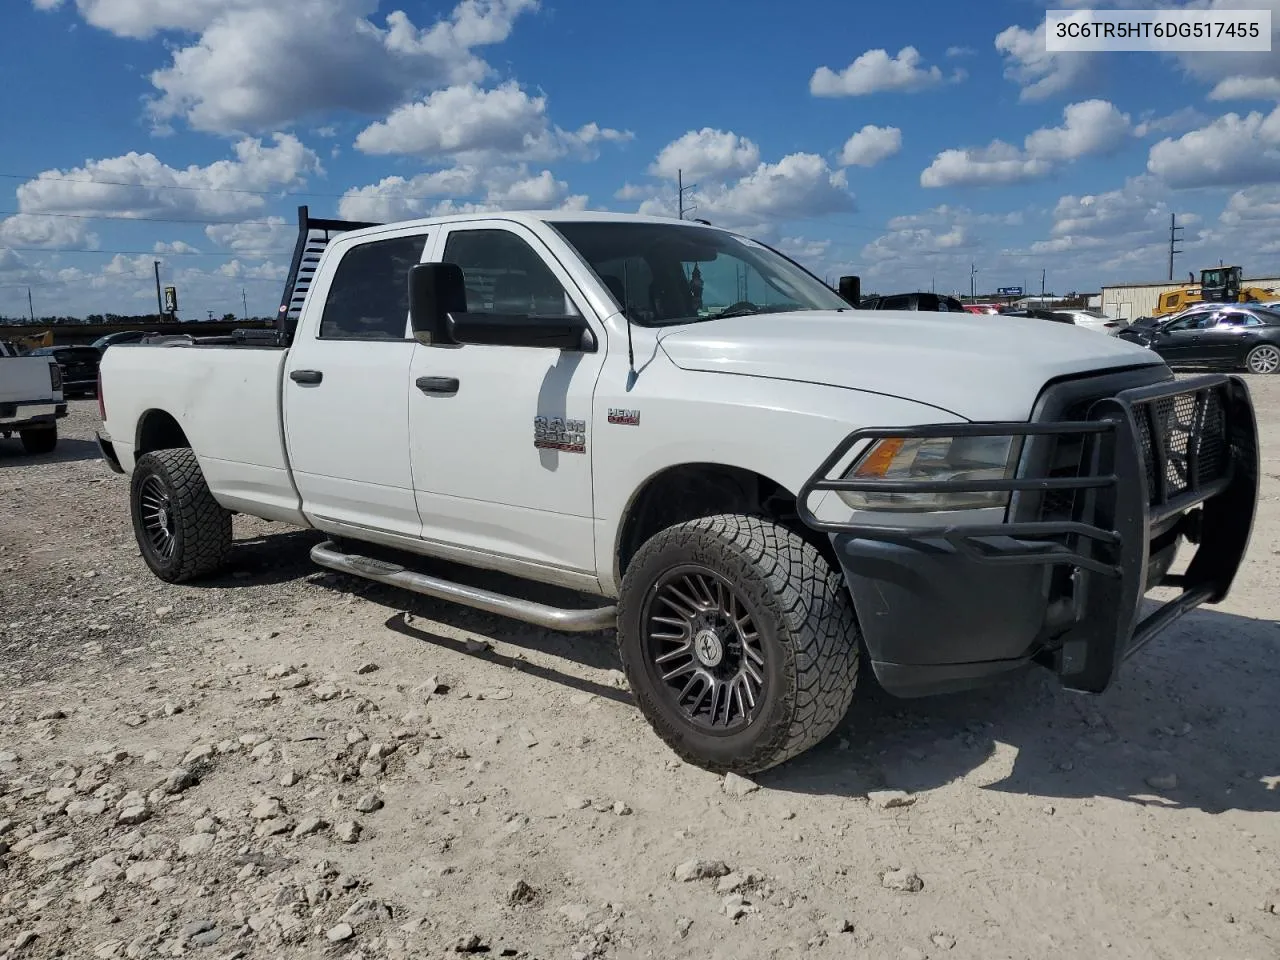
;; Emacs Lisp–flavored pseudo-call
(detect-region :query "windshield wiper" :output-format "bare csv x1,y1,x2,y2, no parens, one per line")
703,305,761,321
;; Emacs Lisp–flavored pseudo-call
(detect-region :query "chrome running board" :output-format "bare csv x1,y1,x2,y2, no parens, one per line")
310,540,617,633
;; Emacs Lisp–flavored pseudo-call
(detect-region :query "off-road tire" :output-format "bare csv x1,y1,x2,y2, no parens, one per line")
617,514,860,774
19,426,57,455
1244,343,1280,375
130,448,231,583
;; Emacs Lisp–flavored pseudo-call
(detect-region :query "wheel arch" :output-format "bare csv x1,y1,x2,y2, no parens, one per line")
135,408,190,456
612,461,837,588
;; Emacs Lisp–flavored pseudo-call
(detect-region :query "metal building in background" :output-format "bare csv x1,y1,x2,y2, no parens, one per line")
1100,276,1280,320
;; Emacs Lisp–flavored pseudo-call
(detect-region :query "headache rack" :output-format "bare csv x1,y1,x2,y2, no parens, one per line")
796,373,1259,693
275,205,382,346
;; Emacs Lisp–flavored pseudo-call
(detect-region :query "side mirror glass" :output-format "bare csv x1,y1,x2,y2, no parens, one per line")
408,262,467,345
838,275,861,306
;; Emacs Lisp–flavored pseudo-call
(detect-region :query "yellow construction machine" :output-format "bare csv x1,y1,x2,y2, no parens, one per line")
1155,266,1276,316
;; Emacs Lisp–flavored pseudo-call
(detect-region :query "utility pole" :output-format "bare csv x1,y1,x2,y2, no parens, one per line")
1041,269,1046,297
1168,213,1183,282
27,287,34,322
242,288,249,323
969,263,977,298
677,169,697,220
154,261,163,318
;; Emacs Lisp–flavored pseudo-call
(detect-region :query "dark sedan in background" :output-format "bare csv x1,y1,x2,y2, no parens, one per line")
27,345,101,397
1115,304,1280,374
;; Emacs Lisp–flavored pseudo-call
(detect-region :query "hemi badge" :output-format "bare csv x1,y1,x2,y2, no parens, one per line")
608,408,640,426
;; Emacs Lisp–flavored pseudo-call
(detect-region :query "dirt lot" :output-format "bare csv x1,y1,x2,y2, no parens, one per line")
1,382,1278,960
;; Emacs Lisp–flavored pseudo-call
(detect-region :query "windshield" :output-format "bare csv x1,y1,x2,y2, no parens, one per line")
549,220,850,326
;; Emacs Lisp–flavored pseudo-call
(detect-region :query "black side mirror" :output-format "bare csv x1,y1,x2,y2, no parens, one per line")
447,313,593,350
408,262,467,345
838,275,861,306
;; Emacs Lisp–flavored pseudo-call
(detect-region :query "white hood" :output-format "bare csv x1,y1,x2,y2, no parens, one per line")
656,309,1165,421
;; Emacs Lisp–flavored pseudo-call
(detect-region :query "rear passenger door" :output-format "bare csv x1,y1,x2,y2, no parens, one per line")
283,229,429,537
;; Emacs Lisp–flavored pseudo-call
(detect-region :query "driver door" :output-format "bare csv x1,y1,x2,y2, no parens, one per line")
1154,311,1218,363
406,221,605,582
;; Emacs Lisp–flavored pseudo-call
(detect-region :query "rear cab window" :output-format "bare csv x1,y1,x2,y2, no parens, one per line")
319,233,429,340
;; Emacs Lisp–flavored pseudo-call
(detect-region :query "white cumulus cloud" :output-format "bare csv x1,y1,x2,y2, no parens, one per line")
35,0,541,134
921,100,1130,187
1147,106,1280,188
354,81,630,161
14,134,322,219
648,128,762,182
995,22,1095,102
810,46,955,97
838,125,902,167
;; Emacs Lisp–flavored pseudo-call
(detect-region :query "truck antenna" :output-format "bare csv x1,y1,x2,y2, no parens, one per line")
623,259,636,376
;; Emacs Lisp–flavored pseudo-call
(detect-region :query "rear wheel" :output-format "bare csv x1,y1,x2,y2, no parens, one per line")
1244,343,1280,375
617,514,860,774
130,448,231,583
19,426,56,455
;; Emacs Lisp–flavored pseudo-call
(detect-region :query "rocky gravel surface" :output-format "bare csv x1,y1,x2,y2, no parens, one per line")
1,389,1278,959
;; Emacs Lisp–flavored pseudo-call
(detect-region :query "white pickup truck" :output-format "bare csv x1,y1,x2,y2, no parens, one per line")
96,207,1260,773
0,339,65,454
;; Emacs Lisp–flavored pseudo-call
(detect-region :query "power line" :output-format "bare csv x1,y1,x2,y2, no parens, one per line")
0,209,285,226
1,247,286,257
0,274,283,291
0,171,444,204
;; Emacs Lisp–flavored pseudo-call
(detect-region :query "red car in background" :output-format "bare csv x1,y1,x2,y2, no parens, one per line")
963,303,1001,315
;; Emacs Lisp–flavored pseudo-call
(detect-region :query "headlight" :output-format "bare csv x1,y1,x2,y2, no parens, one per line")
836,434,1019,513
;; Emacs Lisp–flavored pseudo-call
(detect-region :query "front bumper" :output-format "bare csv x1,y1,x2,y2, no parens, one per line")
798,373,1259,698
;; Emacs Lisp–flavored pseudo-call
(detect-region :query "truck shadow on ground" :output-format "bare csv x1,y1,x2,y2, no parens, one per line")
766,606,1280,815
186,527,329,589
215,528,1279,815
0,437,101,466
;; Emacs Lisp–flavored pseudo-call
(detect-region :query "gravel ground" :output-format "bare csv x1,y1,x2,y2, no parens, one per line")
1,383,1278,960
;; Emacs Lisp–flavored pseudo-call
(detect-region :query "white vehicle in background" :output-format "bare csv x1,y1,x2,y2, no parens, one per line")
1057,308,1126,334
0,339,65,453
95,207,1261,774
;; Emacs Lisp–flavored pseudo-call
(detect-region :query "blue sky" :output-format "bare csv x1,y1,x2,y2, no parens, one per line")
3,0,1280,319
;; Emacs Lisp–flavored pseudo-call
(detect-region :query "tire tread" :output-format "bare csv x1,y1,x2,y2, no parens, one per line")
133,448,231,583
618,513,859,773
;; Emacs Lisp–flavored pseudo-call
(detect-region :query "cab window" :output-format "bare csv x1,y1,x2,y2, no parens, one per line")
319,233,429,340
442,229,578,319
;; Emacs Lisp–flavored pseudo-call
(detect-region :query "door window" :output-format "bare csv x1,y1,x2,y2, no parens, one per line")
319,233,429,340
1219,311,1262,327
442,229,578,319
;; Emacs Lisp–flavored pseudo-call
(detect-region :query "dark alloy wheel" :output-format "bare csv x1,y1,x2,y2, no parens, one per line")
138,474,178,565
618,514,861,774
642,566,767,733
130,447,231,583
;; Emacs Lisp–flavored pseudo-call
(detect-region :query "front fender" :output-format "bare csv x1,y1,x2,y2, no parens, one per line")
590,365,965,595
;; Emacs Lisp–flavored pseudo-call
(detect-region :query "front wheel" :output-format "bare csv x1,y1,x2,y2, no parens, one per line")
19,426,57,455
617,514,860,774
130,448,232,583
1244,343,1280,375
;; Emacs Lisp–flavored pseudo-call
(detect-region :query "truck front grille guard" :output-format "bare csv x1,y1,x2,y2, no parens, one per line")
796,374,1259,693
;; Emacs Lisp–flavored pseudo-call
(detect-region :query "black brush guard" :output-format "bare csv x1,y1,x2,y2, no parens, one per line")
796,374,1259,694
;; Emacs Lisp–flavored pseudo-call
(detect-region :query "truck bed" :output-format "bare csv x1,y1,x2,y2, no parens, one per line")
99,343,305,524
